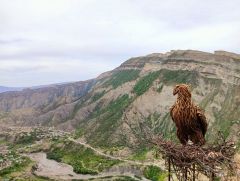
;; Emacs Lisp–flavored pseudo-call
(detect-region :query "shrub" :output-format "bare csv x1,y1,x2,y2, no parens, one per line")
143,165,167,181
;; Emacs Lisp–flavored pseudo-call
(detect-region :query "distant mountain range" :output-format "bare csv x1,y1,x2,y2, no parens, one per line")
0,50,239,150
0,86,24,93
0,82,75,93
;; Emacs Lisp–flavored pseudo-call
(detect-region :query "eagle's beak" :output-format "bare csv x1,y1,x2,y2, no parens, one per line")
173,89,177,95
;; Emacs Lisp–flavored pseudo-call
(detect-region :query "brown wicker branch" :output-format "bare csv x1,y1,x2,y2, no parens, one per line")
151,134,237,180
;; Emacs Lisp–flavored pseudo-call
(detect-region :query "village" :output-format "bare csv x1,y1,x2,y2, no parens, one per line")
0,126,71,171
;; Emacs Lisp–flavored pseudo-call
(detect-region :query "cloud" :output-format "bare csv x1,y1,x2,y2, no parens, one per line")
0,38,29,44
0,57,117,86
0,0,239,86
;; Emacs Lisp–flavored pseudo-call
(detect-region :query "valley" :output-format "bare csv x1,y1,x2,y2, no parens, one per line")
0,50,240,180
0,126,165,180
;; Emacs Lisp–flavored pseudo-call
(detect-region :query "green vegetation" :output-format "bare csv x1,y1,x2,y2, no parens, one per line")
146,113,161,131
237,141,240,150
0,153,50,181
74,127,85,139
79,94,133,147
217,85,240,120
199,89,219,109
205,85,239,142
90,91,105,102
214,118,233,139
151,113,178,143
15,130,40,145
85,176,139,181
70,99,86,120
156,84,163,93
213,177,221,181
143,165,167,181
0,138,7,145
160,69,199,86
0,154,31,178
131,148,148,161
47,140,120,175
134,71,160,96
104,69,140,89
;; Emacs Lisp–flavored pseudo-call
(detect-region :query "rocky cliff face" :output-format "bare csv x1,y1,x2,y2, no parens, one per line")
0,50,239,149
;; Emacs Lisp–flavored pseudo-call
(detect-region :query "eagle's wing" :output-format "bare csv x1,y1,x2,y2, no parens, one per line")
196,106,208,136
170,105,176,123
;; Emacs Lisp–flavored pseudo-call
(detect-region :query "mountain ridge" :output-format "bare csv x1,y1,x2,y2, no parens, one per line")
0,50,239,151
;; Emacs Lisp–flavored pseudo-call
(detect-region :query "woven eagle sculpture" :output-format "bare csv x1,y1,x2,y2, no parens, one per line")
170,84,208,146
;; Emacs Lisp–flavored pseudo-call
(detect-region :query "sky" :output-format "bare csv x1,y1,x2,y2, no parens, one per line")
0,0,240,87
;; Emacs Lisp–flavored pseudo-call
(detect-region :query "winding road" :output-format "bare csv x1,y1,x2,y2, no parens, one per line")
27,137,164,180
68,137,164,168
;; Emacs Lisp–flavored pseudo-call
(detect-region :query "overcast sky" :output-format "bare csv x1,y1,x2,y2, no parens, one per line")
1,0,240,87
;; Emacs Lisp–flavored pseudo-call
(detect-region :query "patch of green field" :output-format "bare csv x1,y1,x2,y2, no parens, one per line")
47,140,120,175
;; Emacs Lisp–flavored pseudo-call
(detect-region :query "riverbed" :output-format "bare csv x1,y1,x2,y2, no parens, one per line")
28,152,150,180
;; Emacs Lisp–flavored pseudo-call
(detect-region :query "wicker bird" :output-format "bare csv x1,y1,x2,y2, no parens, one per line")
170,84,208,145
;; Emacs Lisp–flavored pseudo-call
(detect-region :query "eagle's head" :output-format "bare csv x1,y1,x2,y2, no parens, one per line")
173,84,191,98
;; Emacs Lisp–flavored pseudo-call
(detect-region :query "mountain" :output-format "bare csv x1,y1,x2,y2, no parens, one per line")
0,82,78,93
0,86,23,93
0,50,239,150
